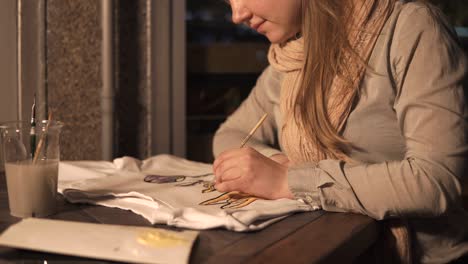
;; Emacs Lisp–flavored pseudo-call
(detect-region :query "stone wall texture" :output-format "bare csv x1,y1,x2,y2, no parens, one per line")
47,0,102,160
45,0,150,160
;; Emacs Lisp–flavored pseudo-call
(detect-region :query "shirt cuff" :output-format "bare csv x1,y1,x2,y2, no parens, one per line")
287,164,322,210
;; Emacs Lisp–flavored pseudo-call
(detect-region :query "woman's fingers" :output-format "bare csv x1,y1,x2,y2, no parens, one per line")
215,180,233,192
213,147,255,176
213,148,242,172
213,150,236,171
214,154,245,177
215,176,246,193
216,166,242,183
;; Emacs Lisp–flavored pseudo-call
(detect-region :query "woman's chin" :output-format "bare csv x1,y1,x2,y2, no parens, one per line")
265,35,283,44
265,32,294,44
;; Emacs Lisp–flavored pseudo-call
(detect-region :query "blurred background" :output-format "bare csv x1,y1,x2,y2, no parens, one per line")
0,0,467,167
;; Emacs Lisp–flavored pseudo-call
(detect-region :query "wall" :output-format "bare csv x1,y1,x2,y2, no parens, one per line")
46,0,102,160
0,0,18,124
0,0,17,123
0,0,184,164
0,0,17,171
46,0,151,160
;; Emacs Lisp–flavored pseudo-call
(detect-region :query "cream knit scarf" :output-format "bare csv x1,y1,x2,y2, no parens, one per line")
268,0,396,164
268,1,412,263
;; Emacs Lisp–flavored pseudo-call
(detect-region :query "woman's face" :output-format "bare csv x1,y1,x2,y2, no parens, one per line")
227,0,302,44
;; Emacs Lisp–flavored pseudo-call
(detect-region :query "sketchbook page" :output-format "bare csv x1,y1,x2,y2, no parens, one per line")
0,218,198,264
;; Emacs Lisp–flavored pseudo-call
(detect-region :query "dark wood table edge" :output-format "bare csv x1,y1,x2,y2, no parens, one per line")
246,212,379,264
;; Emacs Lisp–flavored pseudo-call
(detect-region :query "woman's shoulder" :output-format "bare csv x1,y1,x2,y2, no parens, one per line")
399,1,434,18
387,0,464,67
394,1,457,40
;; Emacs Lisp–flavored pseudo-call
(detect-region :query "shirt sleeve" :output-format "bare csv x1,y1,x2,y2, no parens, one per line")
213,66,284,158
288,5,468,220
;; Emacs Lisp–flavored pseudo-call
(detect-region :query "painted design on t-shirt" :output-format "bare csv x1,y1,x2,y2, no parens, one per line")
143,174,215,193
175,180,216,193
199,191,259,209
143,174,258,208
144,175,186,184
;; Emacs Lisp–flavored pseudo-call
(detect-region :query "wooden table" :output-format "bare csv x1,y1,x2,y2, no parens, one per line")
0,172,379,263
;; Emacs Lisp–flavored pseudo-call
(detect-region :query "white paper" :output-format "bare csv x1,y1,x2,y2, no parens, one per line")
0,218,199,264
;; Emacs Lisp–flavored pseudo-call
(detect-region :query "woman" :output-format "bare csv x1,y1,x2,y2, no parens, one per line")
212,0,468,263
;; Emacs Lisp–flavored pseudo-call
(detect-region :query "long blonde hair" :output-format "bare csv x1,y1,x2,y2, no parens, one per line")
295,0,441,159
296,0,374,158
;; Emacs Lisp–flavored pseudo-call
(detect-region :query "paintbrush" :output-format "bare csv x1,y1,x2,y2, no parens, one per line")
30,94,36,160
32,111,53,164
239,113,268,148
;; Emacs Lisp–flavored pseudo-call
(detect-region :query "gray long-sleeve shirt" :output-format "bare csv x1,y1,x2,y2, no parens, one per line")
213,2,468,263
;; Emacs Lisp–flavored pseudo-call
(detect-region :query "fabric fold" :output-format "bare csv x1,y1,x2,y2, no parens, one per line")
58,154,317,232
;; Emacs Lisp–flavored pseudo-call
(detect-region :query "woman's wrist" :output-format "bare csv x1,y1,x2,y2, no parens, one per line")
270,153,290,166
271,162,294,199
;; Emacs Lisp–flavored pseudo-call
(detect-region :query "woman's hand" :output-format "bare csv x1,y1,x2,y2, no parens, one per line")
213,147,293,200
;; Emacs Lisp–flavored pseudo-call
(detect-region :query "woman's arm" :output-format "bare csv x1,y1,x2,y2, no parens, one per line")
288,5,468,220
213,66,284,159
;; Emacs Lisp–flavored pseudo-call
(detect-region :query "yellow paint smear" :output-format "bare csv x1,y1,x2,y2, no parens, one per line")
137,230,189,248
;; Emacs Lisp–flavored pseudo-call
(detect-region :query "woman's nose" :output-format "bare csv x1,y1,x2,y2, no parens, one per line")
230,0,252,25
